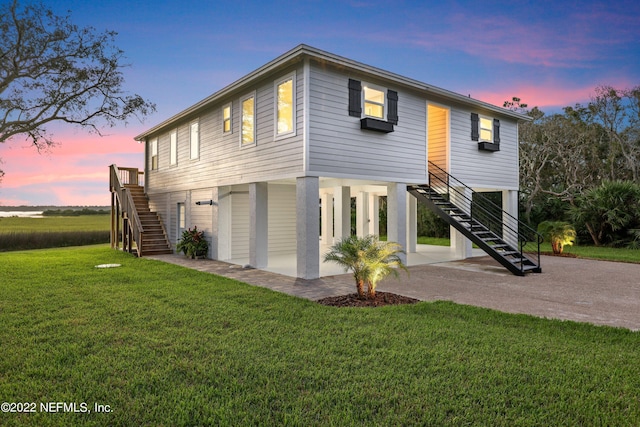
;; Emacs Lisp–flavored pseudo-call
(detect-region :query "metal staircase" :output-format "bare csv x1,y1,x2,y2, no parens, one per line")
408,162,542,276
109,165,172,257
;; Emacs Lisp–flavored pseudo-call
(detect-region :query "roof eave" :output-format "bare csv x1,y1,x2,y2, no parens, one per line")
135,44,530,141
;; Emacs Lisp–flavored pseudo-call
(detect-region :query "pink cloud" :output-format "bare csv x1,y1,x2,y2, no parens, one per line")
0,129,143,206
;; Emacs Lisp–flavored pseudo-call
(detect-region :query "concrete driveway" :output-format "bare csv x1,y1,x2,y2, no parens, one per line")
376,255,640,331
149,253,640,331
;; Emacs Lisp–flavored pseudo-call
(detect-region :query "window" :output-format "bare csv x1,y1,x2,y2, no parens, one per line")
241,94,255,146
190,121,199,159
363,85,385,119
223,103,231,133
170,130,177,165
471,113,501,151
276,75,295,136
177,203,186,242
151,138,158,170
479,117,493,141
348,79,398,132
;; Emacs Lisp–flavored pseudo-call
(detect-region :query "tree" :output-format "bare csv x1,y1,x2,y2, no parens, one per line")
323,235,407,300
0,0,155,177
537,221,576,255
570,181,640,246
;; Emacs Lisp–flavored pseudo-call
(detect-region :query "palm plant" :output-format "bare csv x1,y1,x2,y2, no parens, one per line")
537,221,576,255
323,235,407,299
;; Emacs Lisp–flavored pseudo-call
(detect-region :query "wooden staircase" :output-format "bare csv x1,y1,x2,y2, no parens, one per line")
408,162,542,276
109,165,172,257
126,185,172,256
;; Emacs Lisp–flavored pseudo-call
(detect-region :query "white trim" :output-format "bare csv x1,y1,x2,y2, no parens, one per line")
189,120,200,160
169,129,177,166
303,58,310,173
361,81,387,119
479,115,493,142
150,138,158,170
273,71,296,140
222,102,232,134
240,92,256,148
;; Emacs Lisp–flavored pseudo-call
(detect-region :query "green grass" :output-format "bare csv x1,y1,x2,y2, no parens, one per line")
0,215,110,251
1,246,639,426
0,215,110,233
524,242,640,263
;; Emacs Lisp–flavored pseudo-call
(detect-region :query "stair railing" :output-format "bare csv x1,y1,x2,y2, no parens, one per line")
109,164,145,256
427,161,542,273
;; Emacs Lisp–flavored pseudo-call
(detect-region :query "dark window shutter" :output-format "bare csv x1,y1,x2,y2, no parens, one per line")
493,119,500,144
387,90,398,124
471,113,479,141
348,79,362,117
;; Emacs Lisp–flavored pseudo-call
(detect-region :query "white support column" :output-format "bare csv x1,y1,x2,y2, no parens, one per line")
356,191,369,237
450,186,473,259
368,194,379,236
387,182,407,263
297,177,320,279
210,187,219,260
217,186,231,261
320,192,333,245
407,194,417,253
333,186,351,241
250,182,268,268
502,189,519,247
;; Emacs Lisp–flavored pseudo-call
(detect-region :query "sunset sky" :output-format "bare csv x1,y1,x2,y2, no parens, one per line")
1,0,639,206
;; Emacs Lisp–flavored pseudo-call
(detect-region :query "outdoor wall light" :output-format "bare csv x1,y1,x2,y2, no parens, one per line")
195,200,216,206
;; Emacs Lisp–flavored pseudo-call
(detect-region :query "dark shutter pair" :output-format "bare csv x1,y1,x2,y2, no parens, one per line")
348,79,398,124
472,113,500,151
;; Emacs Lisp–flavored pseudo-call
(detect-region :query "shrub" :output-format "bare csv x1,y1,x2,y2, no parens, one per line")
537,221,576,254
176,226,209,258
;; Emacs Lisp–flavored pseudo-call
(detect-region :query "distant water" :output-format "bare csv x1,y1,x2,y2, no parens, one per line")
0,211,44,218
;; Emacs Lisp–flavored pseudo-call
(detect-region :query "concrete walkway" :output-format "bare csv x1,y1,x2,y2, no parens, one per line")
147,254,640,331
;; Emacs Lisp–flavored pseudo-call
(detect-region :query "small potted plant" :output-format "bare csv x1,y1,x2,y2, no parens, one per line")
176,226,209,259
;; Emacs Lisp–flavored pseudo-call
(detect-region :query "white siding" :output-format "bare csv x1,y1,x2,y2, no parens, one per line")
449,107,519,190
268,184,296,254
231,187,250,259
307,61,427,183
146,64,305,196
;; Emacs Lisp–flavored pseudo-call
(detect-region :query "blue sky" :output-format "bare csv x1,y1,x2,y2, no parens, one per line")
1,0,639,206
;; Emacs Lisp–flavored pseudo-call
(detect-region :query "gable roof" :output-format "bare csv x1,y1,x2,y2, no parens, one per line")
135,44,529,141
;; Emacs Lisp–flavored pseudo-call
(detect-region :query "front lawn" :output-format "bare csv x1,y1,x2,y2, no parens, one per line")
1,246,639,426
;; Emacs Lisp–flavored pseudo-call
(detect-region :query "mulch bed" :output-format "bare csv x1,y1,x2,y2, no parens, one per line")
317,291,420,307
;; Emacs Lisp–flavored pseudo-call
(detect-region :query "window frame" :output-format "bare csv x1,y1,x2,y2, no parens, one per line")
274,72,296,139
362,82,387,120
222,103,232,134
479,116,493,142
189,120,199,160
240,92,256,147
150,138,158,170
169,129,177,166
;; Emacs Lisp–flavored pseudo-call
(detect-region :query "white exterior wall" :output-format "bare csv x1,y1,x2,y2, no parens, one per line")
307,61,427,183
268,184,297,254
146,64,305,196
449,107,519,190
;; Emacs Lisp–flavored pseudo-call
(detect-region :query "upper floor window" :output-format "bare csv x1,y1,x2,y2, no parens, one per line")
471,113,501,151
190,121,199,159
241,94,255,146
276,75,295,136
363,85,385,119
223,103,232,133
479,117,493,141
150,138,158,170
170,129,177,165
348,79,398,132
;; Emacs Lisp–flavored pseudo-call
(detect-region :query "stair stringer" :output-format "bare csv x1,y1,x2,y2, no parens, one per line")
408,185,541,276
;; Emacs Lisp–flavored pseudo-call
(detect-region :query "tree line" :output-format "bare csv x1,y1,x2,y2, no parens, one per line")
513,86,640,248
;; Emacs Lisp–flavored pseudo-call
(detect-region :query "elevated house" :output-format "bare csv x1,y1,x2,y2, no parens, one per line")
109,44,541,279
